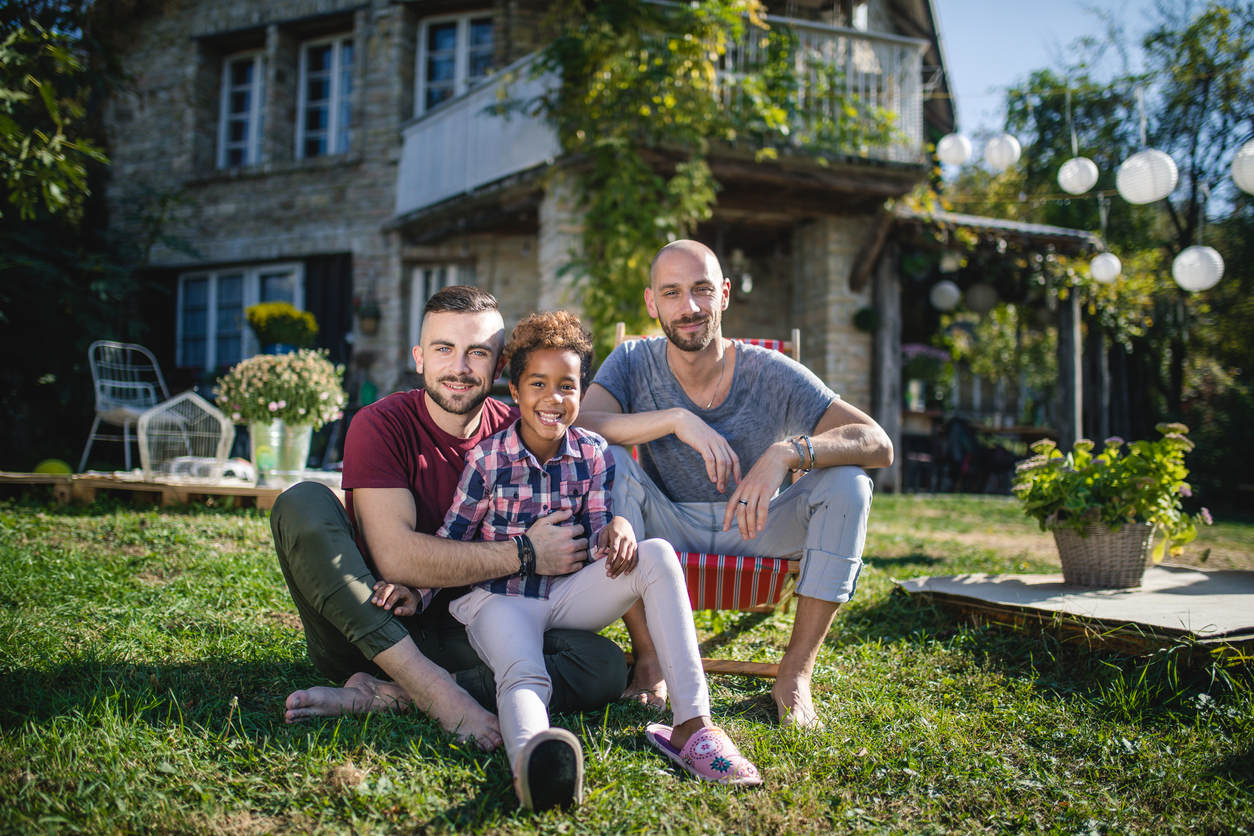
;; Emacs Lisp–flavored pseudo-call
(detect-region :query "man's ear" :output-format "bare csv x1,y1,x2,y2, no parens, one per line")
412,345,423,374
495,351,509,381
644,286,658,320
719,277,731,311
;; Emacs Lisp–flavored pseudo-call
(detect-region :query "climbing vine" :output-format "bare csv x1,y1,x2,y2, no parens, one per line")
519,0,900,357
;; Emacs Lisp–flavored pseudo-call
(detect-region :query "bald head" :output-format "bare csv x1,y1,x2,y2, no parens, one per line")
649,240,722,289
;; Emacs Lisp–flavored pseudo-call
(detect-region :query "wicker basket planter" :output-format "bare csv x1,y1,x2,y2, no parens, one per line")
1052,522,1155,588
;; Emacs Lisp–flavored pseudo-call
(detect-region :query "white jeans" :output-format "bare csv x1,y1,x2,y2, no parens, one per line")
449,538,710,769
609,446,871,603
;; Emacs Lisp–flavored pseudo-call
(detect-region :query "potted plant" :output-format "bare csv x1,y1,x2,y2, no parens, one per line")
215,349,346,486
1012,424,1213,588
353,291,381,336
246,302,318,352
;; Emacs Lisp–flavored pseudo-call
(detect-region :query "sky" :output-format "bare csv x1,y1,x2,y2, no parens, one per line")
932,0,1161,137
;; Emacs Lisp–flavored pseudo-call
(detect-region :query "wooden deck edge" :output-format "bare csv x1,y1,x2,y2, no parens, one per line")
0,470,341,511
909,589,1254,663
625,652,779,679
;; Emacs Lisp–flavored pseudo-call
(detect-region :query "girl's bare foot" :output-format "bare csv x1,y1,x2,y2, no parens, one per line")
621,652,667,711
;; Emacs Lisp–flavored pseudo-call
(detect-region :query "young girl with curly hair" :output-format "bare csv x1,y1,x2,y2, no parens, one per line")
372,310,761,811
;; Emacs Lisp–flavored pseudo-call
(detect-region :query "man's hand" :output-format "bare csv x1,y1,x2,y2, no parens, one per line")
722,441,795,539
371,580,420,617
595,516,638,578
673,410,742,494
526,508,588,576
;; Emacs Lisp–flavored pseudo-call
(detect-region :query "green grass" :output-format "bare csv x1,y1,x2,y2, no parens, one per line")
1,494,1251,835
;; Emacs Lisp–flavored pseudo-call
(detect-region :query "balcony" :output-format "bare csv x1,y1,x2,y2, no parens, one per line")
394,14,927,221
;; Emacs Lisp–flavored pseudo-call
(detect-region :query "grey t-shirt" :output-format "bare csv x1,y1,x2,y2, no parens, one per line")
592,337,837,503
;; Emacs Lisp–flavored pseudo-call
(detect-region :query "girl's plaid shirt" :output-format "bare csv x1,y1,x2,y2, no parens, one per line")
424,421,614,604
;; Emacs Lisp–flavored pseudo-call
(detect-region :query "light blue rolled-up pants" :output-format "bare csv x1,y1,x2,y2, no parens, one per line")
608,446,872,603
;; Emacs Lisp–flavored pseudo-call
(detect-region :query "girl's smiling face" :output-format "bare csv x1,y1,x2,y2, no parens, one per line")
509,347,582,462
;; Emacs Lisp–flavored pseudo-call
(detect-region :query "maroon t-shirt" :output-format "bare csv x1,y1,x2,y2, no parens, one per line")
341,390,518,562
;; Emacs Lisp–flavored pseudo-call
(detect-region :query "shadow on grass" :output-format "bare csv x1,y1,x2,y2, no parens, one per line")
864,553,942,569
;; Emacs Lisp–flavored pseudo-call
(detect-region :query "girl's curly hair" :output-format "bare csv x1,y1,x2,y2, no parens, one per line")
504,311,595,392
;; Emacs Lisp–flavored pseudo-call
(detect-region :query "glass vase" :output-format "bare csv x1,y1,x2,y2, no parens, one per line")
249,419,312,488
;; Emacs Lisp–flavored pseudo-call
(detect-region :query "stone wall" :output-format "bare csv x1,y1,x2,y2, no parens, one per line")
792,215,875,410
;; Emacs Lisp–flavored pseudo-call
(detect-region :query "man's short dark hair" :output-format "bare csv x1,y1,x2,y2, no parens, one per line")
423,285,499,317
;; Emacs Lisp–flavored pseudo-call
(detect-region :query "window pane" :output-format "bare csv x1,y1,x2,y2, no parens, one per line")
470,19,493,47
468,50,492,80
228,119,247,142
307,44,331,72
304,137,325,157
230,60,253,86
183,338,206,369
428,22,457,52
260,272,296,303
341,41,353,68
306,77,329,104
229,90,250,115
227,148,245,166
427,54,455,83
305,106,328,131
426,85,453,110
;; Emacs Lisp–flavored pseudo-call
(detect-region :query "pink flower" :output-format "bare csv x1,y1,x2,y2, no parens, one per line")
268,402,279,412
1200,508,1213,525
1178,485,1192,497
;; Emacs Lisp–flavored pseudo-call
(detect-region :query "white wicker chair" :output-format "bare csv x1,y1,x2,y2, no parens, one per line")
137,391,235,481
78,341,171,472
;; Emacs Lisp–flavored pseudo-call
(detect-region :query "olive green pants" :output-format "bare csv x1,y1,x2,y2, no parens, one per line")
270,482,627,713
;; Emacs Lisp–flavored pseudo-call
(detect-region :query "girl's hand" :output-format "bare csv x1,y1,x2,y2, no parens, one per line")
597,517,638,578
371,580,419,617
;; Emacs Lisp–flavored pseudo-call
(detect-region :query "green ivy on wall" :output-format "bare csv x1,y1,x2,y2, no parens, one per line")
518,0,900,357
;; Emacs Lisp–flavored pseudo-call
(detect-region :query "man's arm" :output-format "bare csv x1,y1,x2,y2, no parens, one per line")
577,384,743,493
723,398,893,538
354,488,587,588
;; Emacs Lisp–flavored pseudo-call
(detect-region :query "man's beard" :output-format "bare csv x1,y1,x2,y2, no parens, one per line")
423,372,490,416
661,309,721,353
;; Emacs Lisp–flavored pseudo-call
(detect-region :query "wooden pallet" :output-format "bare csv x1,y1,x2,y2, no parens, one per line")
0,471,340,510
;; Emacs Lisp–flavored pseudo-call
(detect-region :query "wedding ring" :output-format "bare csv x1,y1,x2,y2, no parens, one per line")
737,499,749,506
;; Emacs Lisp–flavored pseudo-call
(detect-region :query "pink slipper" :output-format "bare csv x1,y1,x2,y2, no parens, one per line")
645,724,763,787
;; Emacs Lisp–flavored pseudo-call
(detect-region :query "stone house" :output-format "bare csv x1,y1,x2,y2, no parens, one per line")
105,0,956,481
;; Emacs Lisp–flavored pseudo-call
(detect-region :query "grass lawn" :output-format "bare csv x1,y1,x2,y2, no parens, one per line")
1,493,1250,834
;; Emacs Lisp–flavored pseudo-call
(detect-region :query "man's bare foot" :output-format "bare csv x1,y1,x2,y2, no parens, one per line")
285,672,409,723
286,672,503,750
771,673,825,730
621,652,667,712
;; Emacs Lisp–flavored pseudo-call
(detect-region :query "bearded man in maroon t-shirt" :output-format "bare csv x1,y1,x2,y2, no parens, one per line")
271,286,626,749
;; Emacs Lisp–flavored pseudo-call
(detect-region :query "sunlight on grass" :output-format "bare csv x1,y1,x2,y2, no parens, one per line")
1,495,1250,834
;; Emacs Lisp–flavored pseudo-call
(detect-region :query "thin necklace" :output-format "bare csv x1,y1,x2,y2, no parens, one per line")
703,342,727,409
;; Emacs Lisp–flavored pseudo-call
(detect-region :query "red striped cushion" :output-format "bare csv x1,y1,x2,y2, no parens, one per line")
676,552,793,610
735,338,785,353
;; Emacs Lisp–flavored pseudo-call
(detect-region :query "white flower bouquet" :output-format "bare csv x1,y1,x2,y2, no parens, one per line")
215,349,347,430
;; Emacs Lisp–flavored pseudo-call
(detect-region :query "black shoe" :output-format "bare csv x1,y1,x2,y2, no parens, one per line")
516,728,584,812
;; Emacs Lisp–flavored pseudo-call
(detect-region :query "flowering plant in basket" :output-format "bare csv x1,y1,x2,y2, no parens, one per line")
1012,423,1212,562
215,349,346,430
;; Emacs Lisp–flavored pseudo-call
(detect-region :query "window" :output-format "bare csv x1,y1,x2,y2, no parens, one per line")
408,264,471,348
219,52,265,168
177,264,304,370
298,35,354,158
417,14,494,114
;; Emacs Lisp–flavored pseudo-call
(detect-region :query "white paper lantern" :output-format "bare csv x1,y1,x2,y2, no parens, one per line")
937,133,972,165
929,280,961,311
1116,149,1178,204
1058,157,1099,195
1232,139,1254,195
1090,252,1122,283
966,283,999,314
1172,246,1224,292
984,134,1021,172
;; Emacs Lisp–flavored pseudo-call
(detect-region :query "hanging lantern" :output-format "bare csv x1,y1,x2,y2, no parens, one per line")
1172,246,1224,292
1232,140,1254,195
937,133,972,166
966,283,999,314
984,134,1021,172
929,280,961,311
1058,157,1099,195
1090,252,1122,283
939,251,963,273
1115,149,1178,204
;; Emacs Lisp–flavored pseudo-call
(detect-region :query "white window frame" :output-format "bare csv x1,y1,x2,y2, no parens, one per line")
296,33,354,159
218,51,266,169
176,263,305,371
415,12,494,116
408,264,471,350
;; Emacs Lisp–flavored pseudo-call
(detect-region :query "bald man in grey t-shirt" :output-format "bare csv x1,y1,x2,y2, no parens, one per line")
577,240,892,730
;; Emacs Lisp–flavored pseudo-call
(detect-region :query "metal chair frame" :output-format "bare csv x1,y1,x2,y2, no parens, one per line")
78,341,171,472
